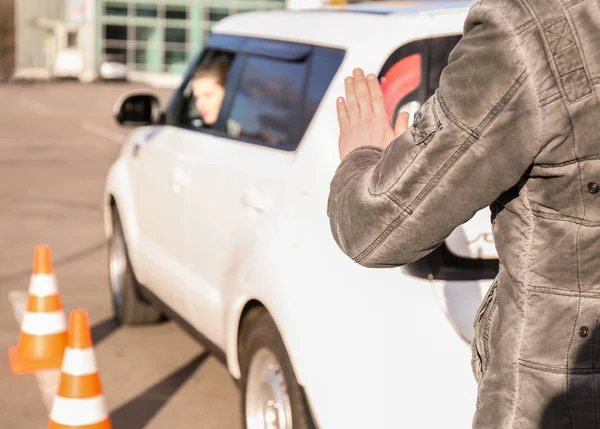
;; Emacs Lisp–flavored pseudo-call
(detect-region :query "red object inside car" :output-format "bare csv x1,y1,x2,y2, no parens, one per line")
380,53,422,119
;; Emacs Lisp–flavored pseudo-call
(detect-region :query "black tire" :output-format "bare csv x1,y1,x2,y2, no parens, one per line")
108,205,162,325
239,308,316,429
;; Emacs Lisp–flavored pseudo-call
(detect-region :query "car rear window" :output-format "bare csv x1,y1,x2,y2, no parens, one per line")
225,55,308,148
224,44,345,151
303,46,346,131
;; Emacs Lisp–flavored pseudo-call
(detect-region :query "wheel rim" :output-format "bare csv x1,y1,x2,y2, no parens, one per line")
245,347,293,429
109,226,126,310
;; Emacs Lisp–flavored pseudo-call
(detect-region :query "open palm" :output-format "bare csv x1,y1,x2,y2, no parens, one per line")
337,68,409,160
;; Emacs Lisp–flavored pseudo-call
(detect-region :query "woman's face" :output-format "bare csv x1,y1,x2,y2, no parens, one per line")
192,75,225,126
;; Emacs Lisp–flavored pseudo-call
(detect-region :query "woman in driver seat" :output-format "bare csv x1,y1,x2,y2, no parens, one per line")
191,55,231,128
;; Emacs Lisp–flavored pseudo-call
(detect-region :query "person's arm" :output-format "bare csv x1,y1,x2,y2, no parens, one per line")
327,3,541,268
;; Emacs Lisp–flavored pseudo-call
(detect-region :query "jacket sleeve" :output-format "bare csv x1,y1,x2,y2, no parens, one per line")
327,3,541,268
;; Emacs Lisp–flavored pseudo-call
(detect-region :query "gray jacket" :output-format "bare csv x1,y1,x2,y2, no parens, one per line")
327,0,600,427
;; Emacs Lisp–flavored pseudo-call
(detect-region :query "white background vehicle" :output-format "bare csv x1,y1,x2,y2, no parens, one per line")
99,53,128,82
53,48,83,80
104,2,497,428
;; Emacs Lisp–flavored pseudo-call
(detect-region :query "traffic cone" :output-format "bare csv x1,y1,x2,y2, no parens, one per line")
48,309,112,429
9,244,68,374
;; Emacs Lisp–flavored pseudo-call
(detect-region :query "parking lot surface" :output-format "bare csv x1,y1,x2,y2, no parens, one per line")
0,81,242,429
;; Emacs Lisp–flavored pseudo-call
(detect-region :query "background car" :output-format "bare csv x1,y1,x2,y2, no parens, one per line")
99,53,128,82
104,2,494,428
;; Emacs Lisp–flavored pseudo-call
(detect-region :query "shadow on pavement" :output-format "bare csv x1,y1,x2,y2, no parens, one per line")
91,317,120,346
110,352,209,429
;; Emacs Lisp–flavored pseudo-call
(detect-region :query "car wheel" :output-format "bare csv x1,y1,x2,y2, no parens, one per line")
108,205,162,325
239,309,316,429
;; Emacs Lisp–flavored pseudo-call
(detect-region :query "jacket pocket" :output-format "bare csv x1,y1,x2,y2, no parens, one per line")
471,277,499,385
410,94,443,146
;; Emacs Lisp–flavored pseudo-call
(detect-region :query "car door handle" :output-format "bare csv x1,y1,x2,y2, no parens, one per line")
241,187,271,213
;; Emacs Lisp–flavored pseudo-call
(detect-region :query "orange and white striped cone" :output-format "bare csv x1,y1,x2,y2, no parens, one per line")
9,244,68,374
48,309,112,429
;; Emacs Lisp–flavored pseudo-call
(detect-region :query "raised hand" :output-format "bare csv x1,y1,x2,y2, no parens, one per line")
336,68,410,160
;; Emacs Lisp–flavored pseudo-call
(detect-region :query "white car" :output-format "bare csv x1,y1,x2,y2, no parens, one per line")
104,2,498,428
99,59,128,82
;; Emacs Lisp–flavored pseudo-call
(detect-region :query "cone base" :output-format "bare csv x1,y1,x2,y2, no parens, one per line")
8,345,64,374
48,417,112,429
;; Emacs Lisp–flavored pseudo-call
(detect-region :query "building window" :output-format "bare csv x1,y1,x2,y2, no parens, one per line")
166,6,187,20
104,25,128,41
135,49,147,65
135,4,157,18
105,3,127,17
135,26,155,42
67,31,78,48
209,8,229,22
165,28,186,44
164,49,188,73
105,47,127,61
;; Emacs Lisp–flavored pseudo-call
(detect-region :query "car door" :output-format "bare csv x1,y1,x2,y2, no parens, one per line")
130,122,190,318
168,37,343,345
179,39,311,345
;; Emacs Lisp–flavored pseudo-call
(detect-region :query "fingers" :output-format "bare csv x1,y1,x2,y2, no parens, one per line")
344,76,360,121
394,111,410,137
336,96,349,129
366,73,387,118
353,68,372,117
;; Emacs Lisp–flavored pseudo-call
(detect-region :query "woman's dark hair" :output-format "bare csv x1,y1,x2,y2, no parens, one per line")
193,55,231,87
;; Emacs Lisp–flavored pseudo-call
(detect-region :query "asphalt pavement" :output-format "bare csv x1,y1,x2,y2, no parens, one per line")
0,81,242,429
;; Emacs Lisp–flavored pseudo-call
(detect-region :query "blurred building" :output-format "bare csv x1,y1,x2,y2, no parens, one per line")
12,0,306,83
0,0,15,79
11,0,67,80
93,0,291,82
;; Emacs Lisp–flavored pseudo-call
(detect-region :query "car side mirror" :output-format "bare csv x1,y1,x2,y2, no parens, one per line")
113,93,163,127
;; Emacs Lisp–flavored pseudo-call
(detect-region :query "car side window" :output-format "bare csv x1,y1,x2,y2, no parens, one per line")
303,46,345,131
178,49,235,130
224,55,308,149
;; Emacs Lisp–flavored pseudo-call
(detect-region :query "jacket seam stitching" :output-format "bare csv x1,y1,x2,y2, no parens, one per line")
560,18,585,418
556,8,594,103
384,192,413,214
513,19,536,35
370,96,442,197
333,163,380,255
533,151,600,168
482,293,498,366
368,144,427,198
519,0,588,106
540,92,563,106
435,91,477,137
563,2,600,104
406,72,529,212
528,285,600,299
532,210,600,227
353,70,529,264
563,0,586,8
519,359,600,374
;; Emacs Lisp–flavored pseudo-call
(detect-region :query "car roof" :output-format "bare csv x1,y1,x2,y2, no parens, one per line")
212,2,475,48
322,1,477,15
